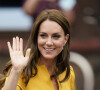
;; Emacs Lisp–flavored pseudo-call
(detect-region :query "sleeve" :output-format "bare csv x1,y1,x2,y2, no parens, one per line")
70,66,76,90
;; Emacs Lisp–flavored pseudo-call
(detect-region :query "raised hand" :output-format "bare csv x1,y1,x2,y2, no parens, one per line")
7,36,31,73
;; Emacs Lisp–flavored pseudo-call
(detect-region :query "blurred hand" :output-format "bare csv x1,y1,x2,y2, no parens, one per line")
7,36,31,73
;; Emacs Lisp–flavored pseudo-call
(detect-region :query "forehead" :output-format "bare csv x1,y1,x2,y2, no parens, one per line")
39,20,64,34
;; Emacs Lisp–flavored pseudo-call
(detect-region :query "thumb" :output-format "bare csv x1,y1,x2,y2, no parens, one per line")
25,48,31,57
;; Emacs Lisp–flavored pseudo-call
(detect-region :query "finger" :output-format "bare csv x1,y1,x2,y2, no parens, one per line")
25,48,31,57
16,36,20,51
20,38,23,51
7,41,12,54
13,37,16,51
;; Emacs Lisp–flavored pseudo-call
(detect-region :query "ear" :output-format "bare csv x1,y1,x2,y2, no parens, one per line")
64,34,69,45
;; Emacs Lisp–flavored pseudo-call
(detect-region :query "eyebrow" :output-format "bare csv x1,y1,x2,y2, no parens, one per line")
53,33,61,35
39,32,62,34
39,32,47,35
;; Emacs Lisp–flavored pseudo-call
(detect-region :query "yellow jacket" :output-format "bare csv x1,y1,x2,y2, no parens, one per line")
4,64,75,90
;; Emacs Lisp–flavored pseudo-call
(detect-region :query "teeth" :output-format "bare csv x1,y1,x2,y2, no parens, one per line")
45,48,54,51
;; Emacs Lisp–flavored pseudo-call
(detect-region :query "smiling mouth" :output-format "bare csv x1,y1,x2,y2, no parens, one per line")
43,47,55,51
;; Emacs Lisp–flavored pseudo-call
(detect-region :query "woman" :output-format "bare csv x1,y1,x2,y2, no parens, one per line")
0,9,75,90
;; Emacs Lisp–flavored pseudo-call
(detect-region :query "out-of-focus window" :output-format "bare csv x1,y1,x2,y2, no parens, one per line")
0,0,33,31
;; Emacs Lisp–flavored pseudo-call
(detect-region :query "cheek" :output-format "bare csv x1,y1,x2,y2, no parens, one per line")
38,38,45,46
54,40,65,48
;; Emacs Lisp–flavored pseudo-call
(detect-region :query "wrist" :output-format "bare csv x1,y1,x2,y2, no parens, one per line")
11,67,23,76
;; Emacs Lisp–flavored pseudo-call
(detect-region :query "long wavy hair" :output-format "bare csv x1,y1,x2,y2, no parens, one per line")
0,9,70,89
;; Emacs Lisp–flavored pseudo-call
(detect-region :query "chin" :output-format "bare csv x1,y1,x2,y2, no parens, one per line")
42,55,56,60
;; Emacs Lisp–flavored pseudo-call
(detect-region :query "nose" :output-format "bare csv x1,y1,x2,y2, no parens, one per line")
46,37,53,46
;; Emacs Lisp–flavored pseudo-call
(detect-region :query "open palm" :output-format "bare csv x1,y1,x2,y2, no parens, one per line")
7,36,31,73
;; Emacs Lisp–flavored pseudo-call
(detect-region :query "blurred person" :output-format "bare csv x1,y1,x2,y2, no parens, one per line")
23,0,77,24
58,0,77,24
23,0,61,20
0,9,75,90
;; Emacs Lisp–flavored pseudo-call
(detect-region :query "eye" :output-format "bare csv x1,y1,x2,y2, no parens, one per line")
52,35,60,39
40,34,47,38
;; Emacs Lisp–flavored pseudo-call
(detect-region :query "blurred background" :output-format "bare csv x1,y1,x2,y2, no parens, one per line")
0,0,100,90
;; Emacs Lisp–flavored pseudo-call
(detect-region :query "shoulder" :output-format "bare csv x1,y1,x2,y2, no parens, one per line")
58,66,76,90
69,66,75,84
70,66,75,79
58,65,75,81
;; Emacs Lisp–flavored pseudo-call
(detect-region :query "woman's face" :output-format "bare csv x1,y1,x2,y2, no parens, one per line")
37,20,69,60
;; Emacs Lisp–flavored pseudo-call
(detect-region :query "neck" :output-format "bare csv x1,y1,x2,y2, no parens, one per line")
39,56,56,75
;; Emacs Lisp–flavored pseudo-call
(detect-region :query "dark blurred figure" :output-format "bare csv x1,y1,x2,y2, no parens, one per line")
23,0,77,24
23,0,61,20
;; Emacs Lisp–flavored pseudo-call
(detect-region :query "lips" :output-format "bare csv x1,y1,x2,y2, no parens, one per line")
43,47,55,52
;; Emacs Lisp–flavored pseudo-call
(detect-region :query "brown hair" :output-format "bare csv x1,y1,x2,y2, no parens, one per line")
0,9,70,89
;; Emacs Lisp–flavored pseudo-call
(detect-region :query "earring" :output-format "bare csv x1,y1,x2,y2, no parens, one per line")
62,45,64,50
